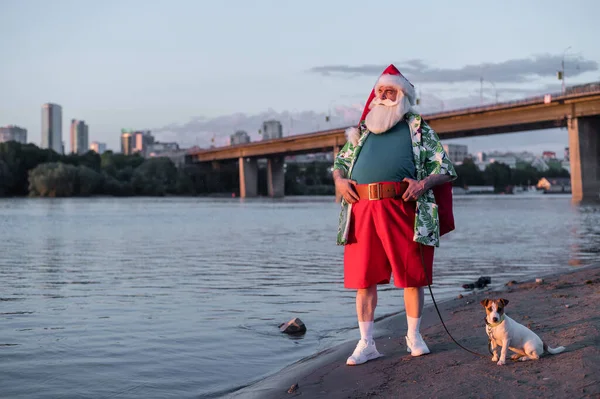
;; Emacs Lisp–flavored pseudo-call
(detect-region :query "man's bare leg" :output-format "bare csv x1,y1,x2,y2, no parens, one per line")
357,285,378,322
404,286,430,356
346,285,381,365
404,286,424,318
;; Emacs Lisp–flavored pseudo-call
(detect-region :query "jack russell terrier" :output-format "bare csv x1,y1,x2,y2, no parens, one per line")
481,298,566,365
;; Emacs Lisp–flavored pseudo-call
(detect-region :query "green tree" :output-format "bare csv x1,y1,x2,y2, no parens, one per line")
454,158,484,187
76,165,104,195
483,162,512,192
0,141,59,195
29,162,79,197
131,157,178,195
0,159,12,196
511,165,540,186
75,151,102,172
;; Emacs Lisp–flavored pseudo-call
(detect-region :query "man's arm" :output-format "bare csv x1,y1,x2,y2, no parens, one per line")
402,174,452,201
421,174,453,190
332,139,363,203
333,168,346,182
401,120,457,201
333,141,353,178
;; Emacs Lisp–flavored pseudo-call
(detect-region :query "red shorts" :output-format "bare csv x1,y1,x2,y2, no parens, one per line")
344,194,434,289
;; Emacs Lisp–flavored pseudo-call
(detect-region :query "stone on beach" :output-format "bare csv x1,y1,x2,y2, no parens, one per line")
279,318,307,335
462,276,491,290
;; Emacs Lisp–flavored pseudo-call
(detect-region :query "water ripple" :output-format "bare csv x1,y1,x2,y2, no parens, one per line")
0,195,598,398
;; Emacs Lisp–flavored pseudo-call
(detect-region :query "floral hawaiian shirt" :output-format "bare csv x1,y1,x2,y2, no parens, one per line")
333,112,457,247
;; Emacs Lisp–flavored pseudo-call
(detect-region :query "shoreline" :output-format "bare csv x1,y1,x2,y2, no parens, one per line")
226,263,600,399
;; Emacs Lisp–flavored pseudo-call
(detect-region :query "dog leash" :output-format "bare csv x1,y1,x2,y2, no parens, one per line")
418,244,489,358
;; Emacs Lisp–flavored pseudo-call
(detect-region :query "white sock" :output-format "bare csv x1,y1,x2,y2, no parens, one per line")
358,321,374,342
407,316,421,338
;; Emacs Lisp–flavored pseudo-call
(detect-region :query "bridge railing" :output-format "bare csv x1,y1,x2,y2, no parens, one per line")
188,82,600,154
422,82,600,119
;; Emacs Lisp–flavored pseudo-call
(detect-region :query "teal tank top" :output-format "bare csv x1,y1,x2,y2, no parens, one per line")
351,120,416,184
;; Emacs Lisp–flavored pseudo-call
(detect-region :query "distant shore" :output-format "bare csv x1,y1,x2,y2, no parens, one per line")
228,264,600,399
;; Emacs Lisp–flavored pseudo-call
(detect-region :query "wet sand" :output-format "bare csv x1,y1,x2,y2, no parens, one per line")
229,264,600,398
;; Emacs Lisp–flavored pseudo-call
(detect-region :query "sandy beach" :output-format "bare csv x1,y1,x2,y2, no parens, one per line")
229,264,600,399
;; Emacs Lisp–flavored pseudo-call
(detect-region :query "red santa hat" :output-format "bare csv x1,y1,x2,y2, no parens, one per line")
345,64,416,145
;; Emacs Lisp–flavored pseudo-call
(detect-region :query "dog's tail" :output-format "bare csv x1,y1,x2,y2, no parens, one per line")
543,342,566,355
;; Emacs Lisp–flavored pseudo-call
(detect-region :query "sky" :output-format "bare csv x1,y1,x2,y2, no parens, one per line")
1,0,599,155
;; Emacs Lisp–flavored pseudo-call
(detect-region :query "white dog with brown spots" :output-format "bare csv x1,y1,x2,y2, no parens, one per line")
481,298,566,365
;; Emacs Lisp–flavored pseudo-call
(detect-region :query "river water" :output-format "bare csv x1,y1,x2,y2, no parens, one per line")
1,195,599,398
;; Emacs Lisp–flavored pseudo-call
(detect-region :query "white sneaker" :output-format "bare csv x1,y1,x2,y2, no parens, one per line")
346,339,382,366
406,334,430,356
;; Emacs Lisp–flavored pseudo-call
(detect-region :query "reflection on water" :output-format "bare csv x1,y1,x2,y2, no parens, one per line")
0,195,598,398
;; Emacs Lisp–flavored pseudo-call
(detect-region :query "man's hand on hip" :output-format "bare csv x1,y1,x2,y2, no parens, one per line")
401,178,426,201
335,177,359,204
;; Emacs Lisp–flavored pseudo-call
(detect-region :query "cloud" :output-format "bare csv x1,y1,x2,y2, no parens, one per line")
154,54,592,151
151,82,567,148
152,94,570,156
308,54,599,84
152,107,362,148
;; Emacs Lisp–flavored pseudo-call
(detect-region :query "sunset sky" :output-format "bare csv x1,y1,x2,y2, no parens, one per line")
2,0,599,154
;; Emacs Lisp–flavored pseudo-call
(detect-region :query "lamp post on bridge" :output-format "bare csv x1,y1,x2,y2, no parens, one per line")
326,99,341,128
488,80,498,103
559,46,572,94
479,75,498,104
480,76,484,105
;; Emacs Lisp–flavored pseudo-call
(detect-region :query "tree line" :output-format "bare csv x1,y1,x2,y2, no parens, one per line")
0,141,235,197
0,141,336,197
0,141,569,198
454,158,569,192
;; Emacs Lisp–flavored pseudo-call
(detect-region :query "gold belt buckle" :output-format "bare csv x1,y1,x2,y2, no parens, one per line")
368,183,382,200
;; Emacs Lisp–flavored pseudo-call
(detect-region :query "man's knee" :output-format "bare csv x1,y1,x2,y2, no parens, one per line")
357,285,377,297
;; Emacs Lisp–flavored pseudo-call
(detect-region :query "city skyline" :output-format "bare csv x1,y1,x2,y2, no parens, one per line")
2,0,600,154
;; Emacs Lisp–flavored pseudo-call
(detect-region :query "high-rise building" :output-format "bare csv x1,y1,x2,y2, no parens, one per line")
133,130,154,157
230,130,250,145
120,129,154,156
443,144,469,164
0,125,27,144
148,142,179,154
121,131,133,155
41,103,63,153
70,119,89,154
90,141,107,154
261,120,283,141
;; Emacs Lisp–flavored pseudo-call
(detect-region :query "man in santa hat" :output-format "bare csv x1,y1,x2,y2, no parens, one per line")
333,64,457,365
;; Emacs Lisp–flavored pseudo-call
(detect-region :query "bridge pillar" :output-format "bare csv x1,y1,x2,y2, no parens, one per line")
267,156,285,198
238,157,258,198
568,116,600,202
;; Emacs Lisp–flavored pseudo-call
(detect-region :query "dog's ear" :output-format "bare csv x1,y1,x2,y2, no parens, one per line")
480,299,490,307
499,298,509,307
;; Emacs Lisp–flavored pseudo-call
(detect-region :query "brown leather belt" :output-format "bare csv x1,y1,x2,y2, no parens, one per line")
354,182,408,200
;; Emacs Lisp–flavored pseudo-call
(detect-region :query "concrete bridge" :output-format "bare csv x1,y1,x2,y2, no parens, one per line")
186,83,600,202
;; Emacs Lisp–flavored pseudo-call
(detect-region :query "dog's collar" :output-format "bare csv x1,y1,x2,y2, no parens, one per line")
485,314,505,328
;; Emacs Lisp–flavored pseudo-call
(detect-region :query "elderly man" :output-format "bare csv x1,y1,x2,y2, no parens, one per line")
333,64,457,365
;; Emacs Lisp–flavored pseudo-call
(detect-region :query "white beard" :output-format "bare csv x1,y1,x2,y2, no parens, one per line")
365,95,412,134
